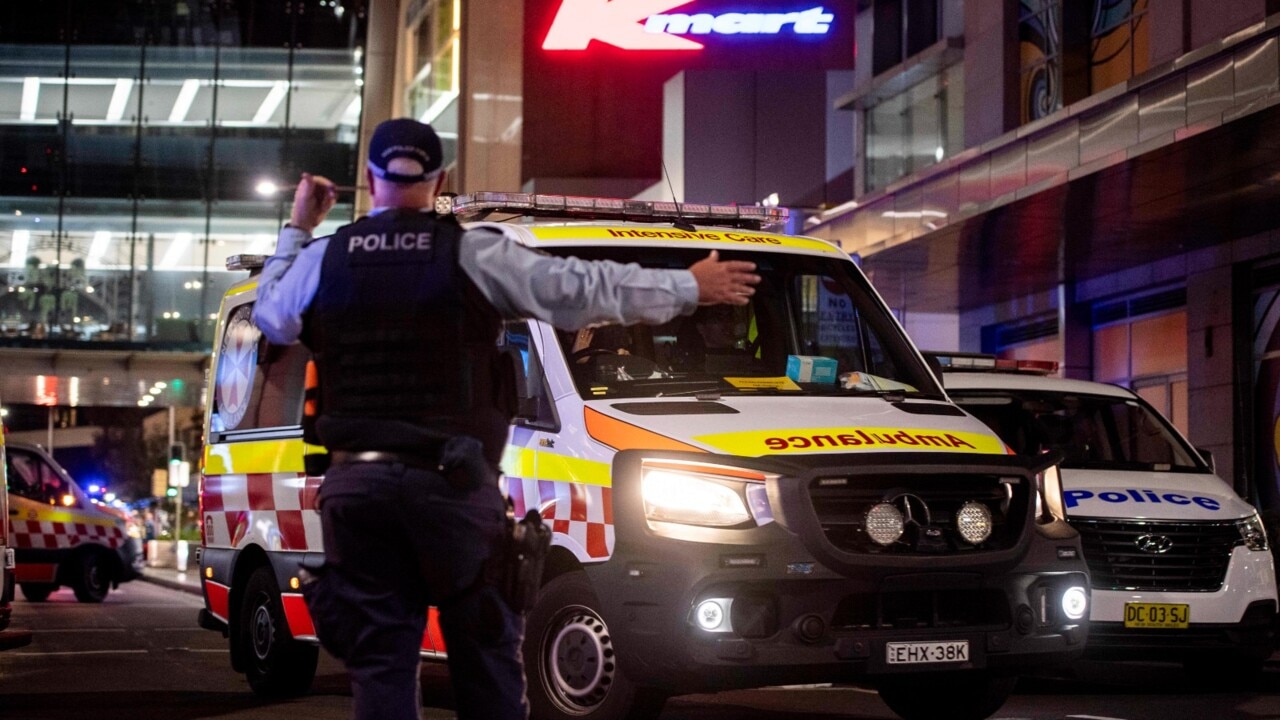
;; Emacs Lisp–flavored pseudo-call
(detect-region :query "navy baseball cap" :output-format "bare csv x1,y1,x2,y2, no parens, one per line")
367,118,443,183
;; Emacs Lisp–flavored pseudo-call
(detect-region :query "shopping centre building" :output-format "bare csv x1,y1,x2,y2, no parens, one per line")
3,0,1280,511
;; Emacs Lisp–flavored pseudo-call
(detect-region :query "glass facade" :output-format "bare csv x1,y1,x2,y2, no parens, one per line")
864,64,963,193
1019,0,1063,124
404,0,460,169
0,1,368,346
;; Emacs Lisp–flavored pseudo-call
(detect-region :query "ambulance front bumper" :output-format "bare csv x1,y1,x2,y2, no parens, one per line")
588,527,1087,692
591,451,1090,693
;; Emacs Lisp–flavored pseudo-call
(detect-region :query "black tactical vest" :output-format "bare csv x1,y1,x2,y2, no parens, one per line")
301,209,513,464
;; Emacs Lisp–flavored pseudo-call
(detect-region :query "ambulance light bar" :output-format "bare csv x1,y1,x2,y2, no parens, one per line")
928,352,1059,375
449,192,789,230
226,254,266,272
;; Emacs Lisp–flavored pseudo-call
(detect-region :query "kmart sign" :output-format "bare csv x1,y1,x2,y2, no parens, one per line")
542,0,836,51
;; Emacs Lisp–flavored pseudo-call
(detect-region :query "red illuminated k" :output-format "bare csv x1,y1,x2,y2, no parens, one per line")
542,0,705,50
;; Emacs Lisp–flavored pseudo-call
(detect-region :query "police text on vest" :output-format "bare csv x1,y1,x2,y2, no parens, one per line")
348,232,433,253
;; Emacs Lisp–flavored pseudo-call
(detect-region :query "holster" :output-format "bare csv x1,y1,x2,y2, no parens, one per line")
486,500,551,613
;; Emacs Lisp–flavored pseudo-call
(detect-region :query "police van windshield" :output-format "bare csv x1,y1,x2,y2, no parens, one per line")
547,247,942,400
950,390,1205,473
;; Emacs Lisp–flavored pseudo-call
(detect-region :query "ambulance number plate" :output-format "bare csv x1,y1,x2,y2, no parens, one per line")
885,640,970,665
1123,602,1189,629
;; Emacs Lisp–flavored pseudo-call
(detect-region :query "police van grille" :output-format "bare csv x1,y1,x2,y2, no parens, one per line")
808,474,1028,555
1072,519,1240,592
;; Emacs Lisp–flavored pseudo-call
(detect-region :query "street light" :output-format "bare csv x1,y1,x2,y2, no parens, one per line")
255,178,360,197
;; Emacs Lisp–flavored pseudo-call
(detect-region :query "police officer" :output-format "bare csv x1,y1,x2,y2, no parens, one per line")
252,118,759,720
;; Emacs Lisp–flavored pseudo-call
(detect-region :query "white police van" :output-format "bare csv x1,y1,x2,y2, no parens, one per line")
938,355,1276,679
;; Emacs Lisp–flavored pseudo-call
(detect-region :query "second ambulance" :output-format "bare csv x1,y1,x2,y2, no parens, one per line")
197,194,1089,720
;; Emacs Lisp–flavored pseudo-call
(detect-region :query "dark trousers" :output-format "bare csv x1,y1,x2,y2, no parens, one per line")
304,460,528,720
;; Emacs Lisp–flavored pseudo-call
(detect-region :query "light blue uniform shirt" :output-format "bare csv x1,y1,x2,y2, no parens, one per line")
252,210,700,346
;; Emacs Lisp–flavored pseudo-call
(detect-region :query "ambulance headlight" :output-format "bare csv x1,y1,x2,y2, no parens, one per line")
693,598,733,632
641,464,752,528
1238,513,1269,551
1061,586,1088,620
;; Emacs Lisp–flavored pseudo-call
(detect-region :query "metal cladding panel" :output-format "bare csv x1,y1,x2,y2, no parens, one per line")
956,155,991,212
1025,120,1079,186
988,140,1027,199
892,184,924,237
1079,94,1139,166
1186,55,1235,124
862,196,898,249
921,172,959,230
1233,37,1279,108
1138,75,1188,143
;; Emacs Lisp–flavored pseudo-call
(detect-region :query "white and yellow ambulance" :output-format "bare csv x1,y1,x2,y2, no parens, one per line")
198,194,1090,720
4,439,143,603
0,425,31,649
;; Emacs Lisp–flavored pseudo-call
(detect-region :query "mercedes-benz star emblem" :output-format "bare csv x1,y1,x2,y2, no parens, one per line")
889,493,932,528
1135,534,1173,554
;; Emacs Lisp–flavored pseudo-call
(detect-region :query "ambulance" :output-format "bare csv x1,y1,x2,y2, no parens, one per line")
197,193,1090,720
0,424,31,649
4,439,143,602
937,355,1277,682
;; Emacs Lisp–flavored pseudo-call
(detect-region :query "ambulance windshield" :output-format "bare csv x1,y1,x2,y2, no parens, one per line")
549,247,942,401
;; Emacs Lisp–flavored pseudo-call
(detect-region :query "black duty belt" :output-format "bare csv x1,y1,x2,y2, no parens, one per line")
330,450,441,470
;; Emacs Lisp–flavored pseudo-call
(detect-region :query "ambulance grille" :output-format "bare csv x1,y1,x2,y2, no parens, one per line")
1072,519,1239,592
808,474,1028,555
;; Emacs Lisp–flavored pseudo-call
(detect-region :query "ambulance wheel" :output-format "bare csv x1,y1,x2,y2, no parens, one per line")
20,583,56,602
72,551,111,603
239,566,318,697
525,571,667,720
876,671,1016,720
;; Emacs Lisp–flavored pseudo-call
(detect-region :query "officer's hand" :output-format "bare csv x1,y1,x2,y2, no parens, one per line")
291,173,338,233
689,250,760,306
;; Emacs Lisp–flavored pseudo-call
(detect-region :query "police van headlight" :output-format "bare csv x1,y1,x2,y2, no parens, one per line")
1238,513,1269,551
641,461,767,528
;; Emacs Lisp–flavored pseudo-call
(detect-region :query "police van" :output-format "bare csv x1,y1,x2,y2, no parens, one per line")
4,440,143,603
937,355,1277,680
197,194,1090,720
0,425,31,649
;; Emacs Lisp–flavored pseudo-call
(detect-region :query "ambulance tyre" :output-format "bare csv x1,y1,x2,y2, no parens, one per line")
239,566,318,697
525,571,667,720
876,671,1016,720
20,583,56,602
72,549,111,603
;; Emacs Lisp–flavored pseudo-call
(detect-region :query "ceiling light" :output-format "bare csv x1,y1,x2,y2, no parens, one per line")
9,230,30,268
159,232,191,268
88,230,111,267
253,81,289,124
106,79,134,122
169,79,200,123
20,77,39,121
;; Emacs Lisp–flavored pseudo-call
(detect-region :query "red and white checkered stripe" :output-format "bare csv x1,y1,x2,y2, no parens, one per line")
201,472,323,551
502,477,613,560
11,520,125,550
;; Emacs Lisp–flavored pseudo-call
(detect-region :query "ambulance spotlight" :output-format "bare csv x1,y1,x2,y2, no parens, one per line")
1061,586,1087,620
864,502,904,546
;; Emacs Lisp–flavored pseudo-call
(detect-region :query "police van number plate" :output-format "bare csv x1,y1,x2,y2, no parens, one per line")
886,640,969,665
1124,602,1189,629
